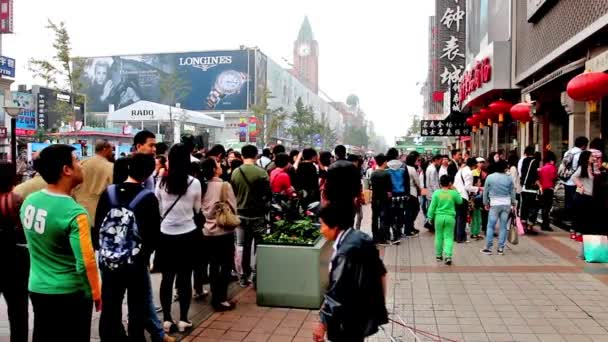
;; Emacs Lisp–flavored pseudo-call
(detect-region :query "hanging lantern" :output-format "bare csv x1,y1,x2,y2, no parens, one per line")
472,113,483,128
510,102,532,123
567,71,608,112
466,116,476,127
480,107,493,126
489,99,513,123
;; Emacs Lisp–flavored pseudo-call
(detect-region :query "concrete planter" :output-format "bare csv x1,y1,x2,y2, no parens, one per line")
256,236,332,309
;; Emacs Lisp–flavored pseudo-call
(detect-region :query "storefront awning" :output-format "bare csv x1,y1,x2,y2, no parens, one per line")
107,101,225,128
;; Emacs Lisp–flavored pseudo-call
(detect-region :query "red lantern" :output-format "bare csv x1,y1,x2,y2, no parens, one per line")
489,99,513,123
566,72,608,102
466,116,476,127
480,107,494,126
510,102,532,123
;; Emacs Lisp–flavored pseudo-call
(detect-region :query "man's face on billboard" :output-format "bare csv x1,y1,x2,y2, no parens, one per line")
94,65,108,85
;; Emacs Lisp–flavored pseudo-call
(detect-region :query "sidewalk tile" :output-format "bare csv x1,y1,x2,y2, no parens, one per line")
510,333,540,342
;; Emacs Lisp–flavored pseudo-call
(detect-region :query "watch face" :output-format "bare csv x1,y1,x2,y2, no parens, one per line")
216,70,244,94
298,44,311,56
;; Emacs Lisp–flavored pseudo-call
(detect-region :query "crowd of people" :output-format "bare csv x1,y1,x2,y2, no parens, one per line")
0,131,390,342
4,129,607,341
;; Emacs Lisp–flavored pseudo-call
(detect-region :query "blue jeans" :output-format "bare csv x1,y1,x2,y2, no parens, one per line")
144,270,165,342
485,205,510,250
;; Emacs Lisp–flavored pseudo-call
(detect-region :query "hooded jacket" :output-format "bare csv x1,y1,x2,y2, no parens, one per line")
386,160,411,195
320,229,388,340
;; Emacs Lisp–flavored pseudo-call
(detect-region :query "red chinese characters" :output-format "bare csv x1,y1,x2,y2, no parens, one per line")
459,57,492,103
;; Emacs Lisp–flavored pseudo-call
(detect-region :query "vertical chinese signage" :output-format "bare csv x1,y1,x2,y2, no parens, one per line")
0,0,12,33
435,0,466,115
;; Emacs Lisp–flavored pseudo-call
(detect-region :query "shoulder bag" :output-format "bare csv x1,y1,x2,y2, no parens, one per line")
215,182,240,230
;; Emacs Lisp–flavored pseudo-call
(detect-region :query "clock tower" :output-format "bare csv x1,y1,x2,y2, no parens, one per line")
293,16,319,94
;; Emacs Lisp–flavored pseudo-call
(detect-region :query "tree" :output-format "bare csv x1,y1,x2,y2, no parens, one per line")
317,113,338,150
29,20,85,125
288,97,317,148
406,114,421,136
251,88,287,147
159,72,191,143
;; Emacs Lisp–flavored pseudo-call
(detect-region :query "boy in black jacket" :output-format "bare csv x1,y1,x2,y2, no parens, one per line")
314,203,388,342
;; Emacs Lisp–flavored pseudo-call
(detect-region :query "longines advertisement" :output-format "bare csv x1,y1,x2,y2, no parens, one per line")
79,50,251,112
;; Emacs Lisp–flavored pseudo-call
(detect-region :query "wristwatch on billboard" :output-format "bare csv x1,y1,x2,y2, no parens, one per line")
206,70,248,109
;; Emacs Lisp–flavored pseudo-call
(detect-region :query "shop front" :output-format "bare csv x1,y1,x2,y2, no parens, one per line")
459,41,520,158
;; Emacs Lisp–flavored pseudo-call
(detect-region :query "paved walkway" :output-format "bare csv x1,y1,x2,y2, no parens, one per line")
182,206,608,342
3,205,608,342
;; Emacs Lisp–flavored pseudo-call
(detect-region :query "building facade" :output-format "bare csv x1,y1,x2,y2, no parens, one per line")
460,0,518,157
514,0,608,158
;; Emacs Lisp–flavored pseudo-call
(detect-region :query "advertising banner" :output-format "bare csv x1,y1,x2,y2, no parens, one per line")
420,120,470,137
35,87,85,131
27,143,83,161
79,50,251,113
12,92,36,135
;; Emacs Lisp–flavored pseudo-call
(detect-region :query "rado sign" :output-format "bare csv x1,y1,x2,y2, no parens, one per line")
131,110,154,116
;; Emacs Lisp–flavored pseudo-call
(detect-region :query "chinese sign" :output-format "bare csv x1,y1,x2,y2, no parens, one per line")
0,55,15,77
16,111,36,136
459,57,492,103
435,0,466,114
0,0,12,33
37,93,47,130
420,120,470,137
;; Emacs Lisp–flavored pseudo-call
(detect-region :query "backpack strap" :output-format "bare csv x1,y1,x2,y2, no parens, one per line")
107,185,119,207
128,189,153,210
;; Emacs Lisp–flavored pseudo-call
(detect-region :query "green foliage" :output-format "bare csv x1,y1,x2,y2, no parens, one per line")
262,217,320,245
159,72,191,105
251,88,287,147
344,124,369,148
288,97,318,148
159,73,191,142
28,19,85,125
406,114,421,136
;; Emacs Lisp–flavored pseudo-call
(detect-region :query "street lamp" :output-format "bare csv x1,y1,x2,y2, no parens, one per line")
4,106,21,165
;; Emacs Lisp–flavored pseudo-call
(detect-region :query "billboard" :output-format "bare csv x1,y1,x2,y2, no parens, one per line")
79,50,251,113
12,92,36,135
35,87,85,131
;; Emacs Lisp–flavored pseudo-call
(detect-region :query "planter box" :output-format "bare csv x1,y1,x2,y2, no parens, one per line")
256,237,332,309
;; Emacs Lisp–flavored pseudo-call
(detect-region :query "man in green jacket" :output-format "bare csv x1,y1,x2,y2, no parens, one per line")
428,175,463,265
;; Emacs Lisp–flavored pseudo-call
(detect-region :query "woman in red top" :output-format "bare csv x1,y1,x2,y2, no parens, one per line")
538,151,558,231
270,153,295,197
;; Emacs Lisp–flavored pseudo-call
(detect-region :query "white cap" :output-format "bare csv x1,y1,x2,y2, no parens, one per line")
476,157,486,163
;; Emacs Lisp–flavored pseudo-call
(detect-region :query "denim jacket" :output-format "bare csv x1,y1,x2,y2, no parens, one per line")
483,172,516,207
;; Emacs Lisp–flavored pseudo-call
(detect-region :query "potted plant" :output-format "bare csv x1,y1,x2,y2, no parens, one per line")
256,196,332,309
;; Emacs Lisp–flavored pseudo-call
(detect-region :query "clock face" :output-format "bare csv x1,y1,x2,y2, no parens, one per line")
217,70,244,94
298,44,311,56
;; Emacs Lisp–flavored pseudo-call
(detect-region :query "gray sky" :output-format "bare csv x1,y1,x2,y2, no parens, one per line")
5,0,434,143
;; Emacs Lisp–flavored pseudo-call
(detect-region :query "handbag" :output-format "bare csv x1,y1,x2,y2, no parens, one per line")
583,235,608,263
508,211,519,245
215,182,241,230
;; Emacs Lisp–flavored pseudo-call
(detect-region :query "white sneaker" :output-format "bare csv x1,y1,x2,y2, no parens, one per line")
163,321,174,333
177,320,193,332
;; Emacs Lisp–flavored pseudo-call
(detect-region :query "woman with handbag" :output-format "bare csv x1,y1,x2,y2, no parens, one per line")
155,144,203,333
572,151,596,248
200,157,239,311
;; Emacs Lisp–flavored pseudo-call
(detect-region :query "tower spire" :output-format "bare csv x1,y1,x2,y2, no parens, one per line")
297,16,314,42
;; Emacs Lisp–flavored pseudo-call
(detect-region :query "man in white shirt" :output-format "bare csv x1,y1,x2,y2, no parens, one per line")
454,157,481,243
562,137,588,226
